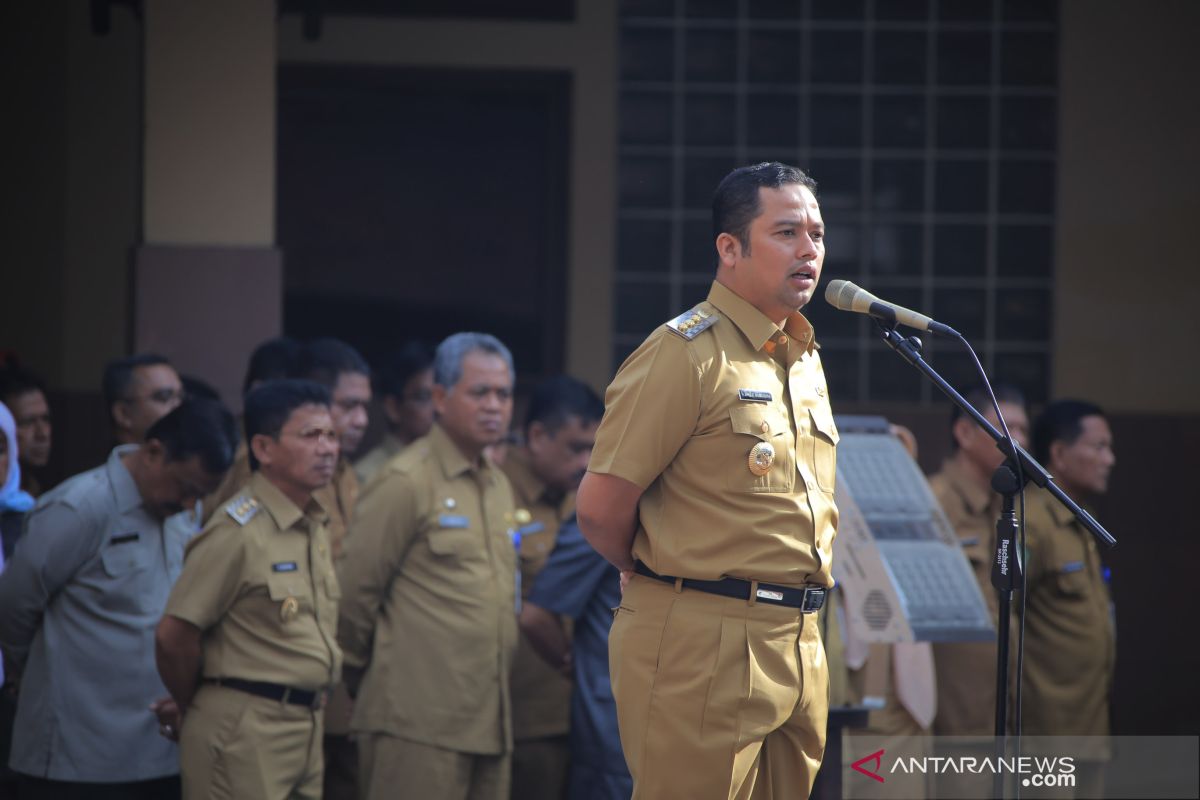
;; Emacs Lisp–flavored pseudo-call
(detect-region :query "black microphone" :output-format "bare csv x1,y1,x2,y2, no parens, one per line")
824,280,959,337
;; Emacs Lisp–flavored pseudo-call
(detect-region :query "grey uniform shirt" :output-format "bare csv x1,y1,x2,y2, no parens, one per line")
0,446,185,781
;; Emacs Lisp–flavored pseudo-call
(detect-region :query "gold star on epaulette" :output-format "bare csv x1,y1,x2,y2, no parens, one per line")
225,495,260,526
665,306,719,340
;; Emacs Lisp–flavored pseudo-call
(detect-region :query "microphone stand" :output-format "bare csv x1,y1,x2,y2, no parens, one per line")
868,314,1117,799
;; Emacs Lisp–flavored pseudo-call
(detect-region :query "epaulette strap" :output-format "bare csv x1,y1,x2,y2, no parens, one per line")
225,495,260,526
665,306,719,340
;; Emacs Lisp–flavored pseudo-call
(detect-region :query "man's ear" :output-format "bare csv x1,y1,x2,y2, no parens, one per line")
142,438,168,465
111,401,133,433
431,383,448,419
250,433,273,470
527,420,551,453
1048,439,1067,471
715,233,741,269
951,416,974,450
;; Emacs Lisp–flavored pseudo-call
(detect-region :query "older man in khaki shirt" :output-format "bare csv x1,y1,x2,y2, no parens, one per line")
578,162,838,800
338,333,519,800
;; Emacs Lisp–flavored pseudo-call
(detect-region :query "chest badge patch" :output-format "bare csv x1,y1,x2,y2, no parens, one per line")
748,442,776,476
280,595,300,622
738,389,772,403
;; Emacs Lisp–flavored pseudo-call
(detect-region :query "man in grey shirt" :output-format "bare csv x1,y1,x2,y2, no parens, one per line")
0,398,236,799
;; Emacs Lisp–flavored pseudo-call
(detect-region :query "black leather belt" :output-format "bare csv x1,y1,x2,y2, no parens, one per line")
205,678,323,709
635,562,827,613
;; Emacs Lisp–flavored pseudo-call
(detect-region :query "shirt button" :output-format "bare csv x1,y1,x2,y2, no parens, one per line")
778,334,788,345
761,420,770,433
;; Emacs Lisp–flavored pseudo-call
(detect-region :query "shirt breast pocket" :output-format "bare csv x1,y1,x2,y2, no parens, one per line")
727,406,793,493
267,572,315,628
100,540,151,577
428,529,477,558
808,407,840,493
1053,562,1089,597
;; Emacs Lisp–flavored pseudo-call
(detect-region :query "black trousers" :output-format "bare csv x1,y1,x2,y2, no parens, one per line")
14,774,180,800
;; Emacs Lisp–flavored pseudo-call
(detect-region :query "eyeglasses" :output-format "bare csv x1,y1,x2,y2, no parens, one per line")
123,388,184,405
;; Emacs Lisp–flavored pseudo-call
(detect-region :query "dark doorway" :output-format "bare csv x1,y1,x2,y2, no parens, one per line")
277,64,570,380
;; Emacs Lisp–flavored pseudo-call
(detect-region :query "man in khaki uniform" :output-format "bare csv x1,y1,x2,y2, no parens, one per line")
355,341,435,485
578,162,838,800
201,337,304,524
338,332,519,800
156,379,342,800
928,386,1028,733
503,375,603,800
1023,399,1117,798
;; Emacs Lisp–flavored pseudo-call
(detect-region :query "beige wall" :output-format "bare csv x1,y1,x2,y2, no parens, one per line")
143,0,276,245
277,3,618,389
1055,0,1200,414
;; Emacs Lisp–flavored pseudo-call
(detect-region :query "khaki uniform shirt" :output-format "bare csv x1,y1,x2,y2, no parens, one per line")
1020,487,1114,740
928,457,1002,736
354,432,408,486
313,458,359,560
501,449,574,741
201,439,252,526
589,280,839,586
165,471,342,691
337,423,519,755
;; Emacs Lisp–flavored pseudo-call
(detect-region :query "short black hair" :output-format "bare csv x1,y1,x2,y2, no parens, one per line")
375,341,434,399
144,397,238,475
712,162,818,256
0,363,47,405
242,337,304,397
1032,399,1106,463
103,353,172,412
243,379,332,470
524,375,604,435
949,383,1027,450
181,374,221,403
300,338,370,391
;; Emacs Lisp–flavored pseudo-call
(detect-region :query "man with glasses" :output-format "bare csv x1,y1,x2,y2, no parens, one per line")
103,354,185,445
0,399,237,799
354,341,435,486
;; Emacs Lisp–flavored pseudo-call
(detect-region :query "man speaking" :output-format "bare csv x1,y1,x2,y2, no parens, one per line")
577,162,839,799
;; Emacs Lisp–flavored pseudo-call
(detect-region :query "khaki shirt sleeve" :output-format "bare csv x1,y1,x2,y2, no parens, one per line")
588,332,703,490
336,471,420,670
164,523,247,630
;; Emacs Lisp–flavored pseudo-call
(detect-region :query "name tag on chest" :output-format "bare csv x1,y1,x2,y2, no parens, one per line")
738,389,773,403
272,561,299,573
438,514,471,529
1060,560,1085,574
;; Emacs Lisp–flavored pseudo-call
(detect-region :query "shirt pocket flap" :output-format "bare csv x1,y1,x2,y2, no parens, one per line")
729,406,788,441
267,571,308,602
100,542,151,576
809,407,841,445
428,530,475,556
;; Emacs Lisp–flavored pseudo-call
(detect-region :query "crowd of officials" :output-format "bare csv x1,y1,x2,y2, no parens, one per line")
0,163,1118,800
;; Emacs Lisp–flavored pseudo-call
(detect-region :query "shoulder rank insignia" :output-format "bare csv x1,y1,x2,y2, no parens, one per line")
665,306,719,340
225,495,260,526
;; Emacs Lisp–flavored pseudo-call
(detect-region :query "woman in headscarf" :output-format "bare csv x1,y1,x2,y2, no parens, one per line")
1,401,35,561
1,400,34,796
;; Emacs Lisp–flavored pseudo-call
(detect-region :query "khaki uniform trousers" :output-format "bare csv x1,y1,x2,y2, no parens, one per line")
180,684,323,800
609,575,829,800
358,734,511,800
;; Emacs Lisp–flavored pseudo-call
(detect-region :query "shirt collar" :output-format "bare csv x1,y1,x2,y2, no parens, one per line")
106,445,146,514
706,280,817,355
504,448,552,508
428,423,486,480
939,456,995,516
249,471,325,532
